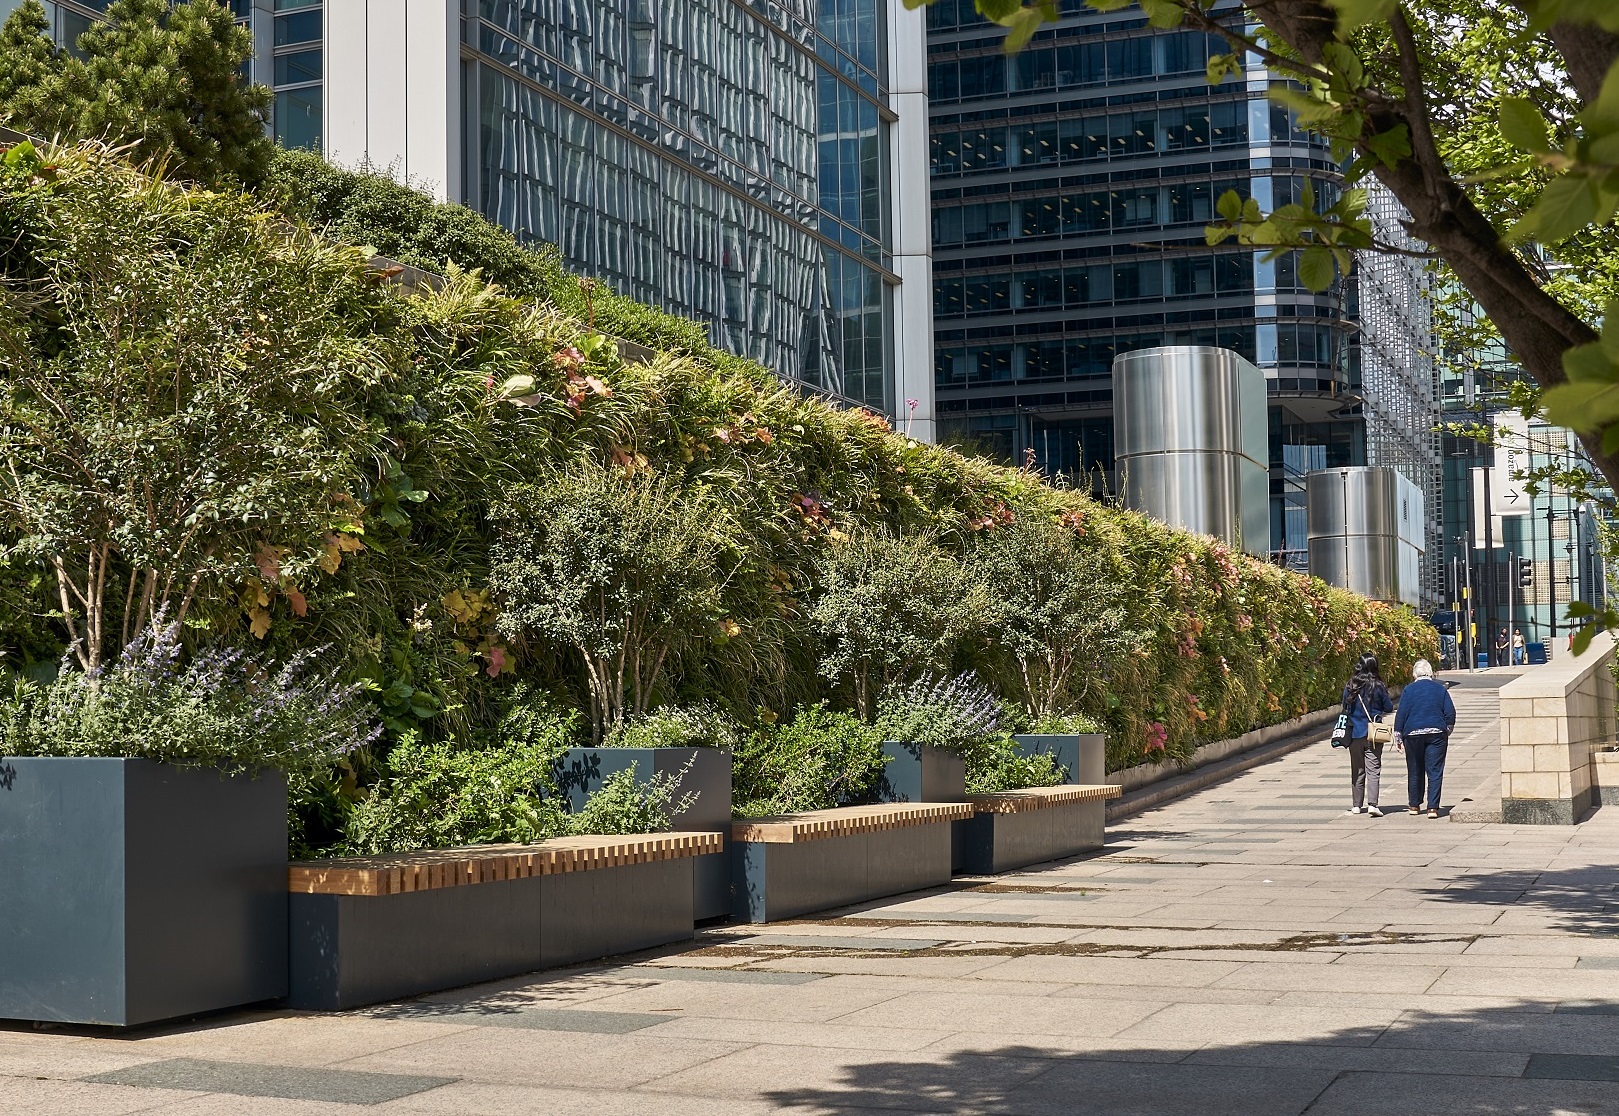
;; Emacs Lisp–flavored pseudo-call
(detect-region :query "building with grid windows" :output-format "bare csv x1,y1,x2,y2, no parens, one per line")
20,0,934,432
925,1,1437,585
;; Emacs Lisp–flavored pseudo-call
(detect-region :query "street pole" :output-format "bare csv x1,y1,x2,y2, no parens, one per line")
1482,456,1496,665
1506,549,1514,667
1462,530,1475,671
1547,480,1558,647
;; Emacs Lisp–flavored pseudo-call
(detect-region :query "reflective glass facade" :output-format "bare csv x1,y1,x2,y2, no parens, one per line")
465,0,902,413
927,2,1361,560
270,0,322,151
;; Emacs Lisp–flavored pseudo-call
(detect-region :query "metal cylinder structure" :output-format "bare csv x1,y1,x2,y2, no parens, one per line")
1112,345,1271,557
1306,466,1425,605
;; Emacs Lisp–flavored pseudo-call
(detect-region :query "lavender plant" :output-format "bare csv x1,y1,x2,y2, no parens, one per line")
0,620,380,778
873,672,1064,793
873,671,1002,752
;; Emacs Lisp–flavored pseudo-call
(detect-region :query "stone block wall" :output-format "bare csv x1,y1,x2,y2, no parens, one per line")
1499,631,1618,824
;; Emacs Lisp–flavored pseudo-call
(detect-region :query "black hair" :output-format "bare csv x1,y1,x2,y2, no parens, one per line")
1348,652,1383,696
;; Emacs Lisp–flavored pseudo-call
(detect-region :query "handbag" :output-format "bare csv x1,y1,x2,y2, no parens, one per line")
1362,693,1394,745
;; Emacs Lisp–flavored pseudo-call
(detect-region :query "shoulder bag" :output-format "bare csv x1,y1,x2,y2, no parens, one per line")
1363,693,1394,745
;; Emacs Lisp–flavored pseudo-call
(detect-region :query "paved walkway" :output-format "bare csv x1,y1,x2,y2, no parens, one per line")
7,674,1619,1114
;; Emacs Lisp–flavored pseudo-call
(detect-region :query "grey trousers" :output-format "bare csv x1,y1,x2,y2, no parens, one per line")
1349,739,1383,807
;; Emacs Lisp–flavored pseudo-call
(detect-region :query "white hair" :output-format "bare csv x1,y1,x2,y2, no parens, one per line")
1412,659,1434,679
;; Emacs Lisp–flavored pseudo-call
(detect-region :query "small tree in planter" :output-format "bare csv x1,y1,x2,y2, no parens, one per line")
489,462,740,742
809,530,990,719
0,143,384,674
970,519,1143,722
0,621,378,1026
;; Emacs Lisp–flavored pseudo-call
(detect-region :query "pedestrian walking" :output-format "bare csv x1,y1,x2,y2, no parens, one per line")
1340,653,1394,817
1494,627,1510,667
1513,628,1527,666
1394,658,1457,818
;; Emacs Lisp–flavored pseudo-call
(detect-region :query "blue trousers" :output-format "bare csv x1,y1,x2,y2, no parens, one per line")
1405,734,1448,811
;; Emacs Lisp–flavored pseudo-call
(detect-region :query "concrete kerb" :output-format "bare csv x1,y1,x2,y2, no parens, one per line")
1106,707,1338,822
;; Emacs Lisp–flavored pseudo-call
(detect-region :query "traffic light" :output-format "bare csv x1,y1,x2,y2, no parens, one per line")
1517,556,1533,588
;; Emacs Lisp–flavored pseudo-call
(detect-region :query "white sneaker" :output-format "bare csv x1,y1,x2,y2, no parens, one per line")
1368,805,1384,817
1346,806,1366,814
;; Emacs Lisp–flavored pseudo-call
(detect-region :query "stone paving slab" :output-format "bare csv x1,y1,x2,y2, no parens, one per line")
7,675,1619,1114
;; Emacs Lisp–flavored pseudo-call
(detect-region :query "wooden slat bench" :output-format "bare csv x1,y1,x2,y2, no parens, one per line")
954,783,1122,875
287,831,722,1011
731,802,975,923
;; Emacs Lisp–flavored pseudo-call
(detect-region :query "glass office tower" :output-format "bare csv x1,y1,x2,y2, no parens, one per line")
22,0,934,432
925,1,1435,584
467,0,899,412
322,0,934,430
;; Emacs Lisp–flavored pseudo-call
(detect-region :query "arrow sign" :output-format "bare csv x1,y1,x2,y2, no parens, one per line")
1491,412,1530,518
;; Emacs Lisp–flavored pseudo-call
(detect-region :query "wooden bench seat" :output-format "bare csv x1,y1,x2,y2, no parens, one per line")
967,784,1122,815
730,803,971,923
287,831,722,1011
731,802,974,844
288,832,722,897
955,784,1116,875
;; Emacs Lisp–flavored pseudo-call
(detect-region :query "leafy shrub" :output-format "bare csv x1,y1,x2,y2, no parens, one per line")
343,700,692,852
962,737,1064,795
0,621,378,779
342,732,568,854
733,703,886,815
1027,711,1103,735
0,140,385,674
568,765,694,836
605,703,741,751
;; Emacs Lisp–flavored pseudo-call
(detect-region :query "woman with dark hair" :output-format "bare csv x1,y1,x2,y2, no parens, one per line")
1341,652,1394,817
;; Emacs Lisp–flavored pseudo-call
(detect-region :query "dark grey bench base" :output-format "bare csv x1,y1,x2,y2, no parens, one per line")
953,799,1106,876
554,747,732,920
733,823,953,924
289,858,694,1011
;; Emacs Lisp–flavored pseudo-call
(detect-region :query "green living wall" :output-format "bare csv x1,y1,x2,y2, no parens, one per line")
0,142,1437,853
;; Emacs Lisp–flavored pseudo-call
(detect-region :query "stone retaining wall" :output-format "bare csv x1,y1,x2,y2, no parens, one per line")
1499,631,1618,825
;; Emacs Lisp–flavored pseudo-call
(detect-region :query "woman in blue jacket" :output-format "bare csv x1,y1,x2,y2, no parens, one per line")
1394,658,1457,818
1342,653,1394,816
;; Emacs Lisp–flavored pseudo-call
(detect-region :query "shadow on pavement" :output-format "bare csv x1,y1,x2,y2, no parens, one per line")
1420,864,1619,936
759,1001,1619,1115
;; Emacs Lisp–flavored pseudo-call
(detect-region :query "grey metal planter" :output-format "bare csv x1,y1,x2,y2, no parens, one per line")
0,757,288,1027
552,746,732,920
875,741,966,803
1011,733,1106,785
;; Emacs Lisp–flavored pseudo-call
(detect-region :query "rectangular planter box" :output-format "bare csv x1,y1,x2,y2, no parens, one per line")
287,832,719,1011
553,746,732,920
875,742,965,803
731,803,974,923
953,784,1121,875
1595,750,1619,806
1011,734,1106,785
0,757,288,1027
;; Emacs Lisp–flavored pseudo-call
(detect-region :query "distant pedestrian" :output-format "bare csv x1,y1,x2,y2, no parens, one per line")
1494,628,1510,667
1394,658,1456,819
1341,653,1393,817
1513,629,1527,666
